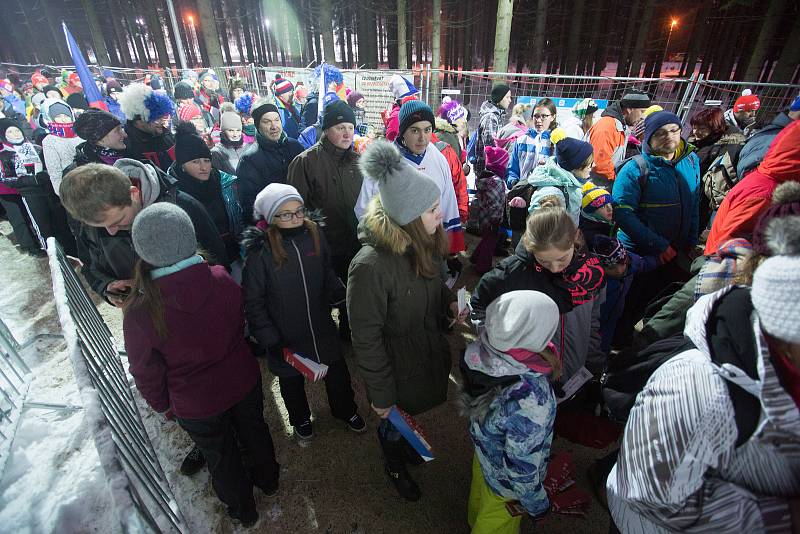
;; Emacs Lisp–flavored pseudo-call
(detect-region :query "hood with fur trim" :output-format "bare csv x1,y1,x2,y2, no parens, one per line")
434,116,456,134
357,196,410,256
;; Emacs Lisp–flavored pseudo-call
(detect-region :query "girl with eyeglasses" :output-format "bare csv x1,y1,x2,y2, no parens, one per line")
241,183,366,443
506,98,559,188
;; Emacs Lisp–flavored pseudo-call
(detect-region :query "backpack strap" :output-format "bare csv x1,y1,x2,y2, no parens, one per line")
706,287,761,447
633,154,649,204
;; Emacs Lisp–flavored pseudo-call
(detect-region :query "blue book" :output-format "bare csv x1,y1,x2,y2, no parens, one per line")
388,407,435,462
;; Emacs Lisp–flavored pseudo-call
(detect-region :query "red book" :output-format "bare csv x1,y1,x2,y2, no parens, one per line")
283,348,328,382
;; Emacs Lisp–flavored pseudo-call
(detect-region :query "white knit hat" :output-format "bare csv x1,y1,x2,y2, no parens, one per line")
485,290,559,353
752,216,800,344
253,183,303,223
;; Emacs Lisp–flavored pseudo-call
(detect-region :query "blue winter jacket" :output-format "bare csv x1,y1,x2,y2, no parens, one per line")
507,129,553,188
612,139,700,255
736,112,792,179
599,252,659,354
468,370,555,517
274,96,303,140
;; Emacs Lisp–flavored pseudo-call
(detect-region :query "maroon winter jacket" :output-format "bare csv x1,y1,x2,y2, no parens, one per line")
123,262,259,419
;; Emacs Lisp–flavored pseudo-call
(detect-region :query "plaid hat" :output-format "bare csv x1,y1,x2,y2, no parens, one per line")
74,109,121,144
398,100,435,140
734,90,760,112
272,76,294,96
581,182,613,214
491,84,511,104
132,203,197,267
620,91,651,109
572,98,598,120
590,235,628,267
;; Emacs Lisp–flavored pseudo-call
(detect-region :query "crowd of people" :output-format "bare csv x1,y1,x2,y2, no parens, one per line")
1,62,799,532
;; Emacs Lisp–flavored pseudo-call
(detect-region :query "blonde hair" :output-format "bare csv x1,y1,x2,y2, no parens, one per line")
539,346,562,380
522,207,577,253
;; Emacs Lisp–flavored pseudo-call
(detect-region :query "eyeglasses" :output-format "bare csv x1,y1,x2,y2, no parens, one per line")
533,114,552,120
273,207,305,221
654,127,682,139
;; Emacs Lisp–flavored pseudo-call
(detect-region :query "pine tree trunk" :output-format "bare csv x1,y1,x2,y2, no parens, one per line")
387,4,398,68
492,0,514,74
615,0,640,76
770,16,800,83
122,4,149,66
41,0,70,64
239,0,255,63
429,0,442,102
346,4,355,67
744,0,786,81
397,0,407,68
142,0,171,67
564,0,585,75
231,4,246,62
628,0,655,77
80,0,112,65
357,0,378,68
318,0,337,64
530,0,547,73
680,3,709,77
214,0,233,64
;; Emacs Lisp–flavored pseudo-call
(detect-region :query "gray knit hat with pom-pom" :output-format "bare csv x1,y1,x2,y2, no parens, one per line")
359,140,440,225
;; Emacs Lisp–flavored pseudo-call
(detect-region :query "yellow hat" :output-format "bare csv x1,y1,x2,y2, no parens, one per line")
642,104,664,119
581,182,613,213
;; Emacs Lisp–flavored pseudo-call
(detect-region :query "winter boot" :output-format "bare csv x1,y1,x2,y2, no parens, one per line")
378,429,421,501
179,446,206,476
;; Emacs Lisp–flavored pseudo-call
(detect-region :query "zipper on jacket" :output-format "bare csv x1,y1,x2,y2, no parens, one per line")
290,239,322,363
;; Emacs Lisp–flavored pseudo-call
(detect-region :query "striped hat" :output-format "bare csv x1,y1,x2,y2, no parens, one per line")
581,183,612,214
272,76,294,96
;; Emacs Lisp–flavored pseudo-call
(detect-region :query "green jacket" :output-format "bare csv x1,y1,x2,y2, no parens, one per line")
346,198,456,415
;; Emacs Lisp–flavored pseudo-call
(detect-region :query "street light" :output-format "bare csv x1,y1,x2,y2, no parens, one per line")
264,18,270,28
663,18,678,71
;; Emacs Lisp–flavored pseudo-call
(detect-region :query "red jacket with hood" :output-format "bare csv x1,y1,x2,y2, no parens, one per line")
705,120,800,254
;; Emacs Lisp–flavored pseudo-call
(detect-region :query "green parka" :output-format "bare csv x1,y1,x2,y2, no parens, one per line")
346,198,456,415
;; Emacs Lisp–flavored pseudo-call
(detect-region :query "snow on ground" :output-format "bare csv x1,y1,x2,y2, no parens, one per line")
0,224,119,534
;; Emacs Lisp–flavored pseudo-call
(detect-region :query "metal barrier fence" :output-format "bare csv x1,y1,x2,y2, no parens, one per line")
0,317,32,474
3,61,797,131
46,237,186,534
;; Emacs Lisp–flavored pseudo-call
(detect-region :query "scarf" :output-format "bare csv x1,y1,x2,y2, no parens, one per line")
541,251,605,307
220,134,244,149
97,145,126,165
150,255,205,280
395,138,425,165
48,122,77,138
505,343,561,375
694,238,753,301
3,141,43,177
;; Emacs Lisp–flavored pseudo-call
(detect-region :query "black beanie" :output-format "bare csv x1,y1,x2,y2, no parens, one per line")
42,84,62,98
491,84,511,104
66,92,89,111
173,81,195,101
174,122,211,166
322,100,356,130
74,109,121,144
251,102,279,127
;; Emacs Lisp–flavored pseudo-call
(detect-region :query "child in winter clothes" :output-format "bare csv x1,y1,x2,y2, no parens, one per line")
471,146,508,274
472,207,606,382
211,111,252,175
241,183,366,441
579,183,616,244
40,97,84,195
123,202,279,528
506,99,558,188
461,290,561,533
589,235,659,355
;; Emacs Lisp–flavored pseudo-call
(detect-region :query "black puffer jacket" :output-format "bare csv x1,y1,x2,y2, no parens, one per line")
235,132,304,223
241,224,345,377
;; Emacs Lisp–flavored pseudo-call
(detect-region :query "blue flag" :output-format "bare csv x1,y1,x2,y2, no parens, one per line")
62,22,107,110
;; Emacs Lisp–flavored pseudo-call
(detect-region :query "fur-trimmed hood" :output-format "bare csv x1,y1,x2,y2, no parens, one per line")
434,116,456,134
357,195,410,256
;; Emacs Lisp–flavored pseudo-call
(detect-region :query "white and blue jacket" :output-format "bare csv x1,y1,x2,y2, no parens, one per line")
507,129,553,188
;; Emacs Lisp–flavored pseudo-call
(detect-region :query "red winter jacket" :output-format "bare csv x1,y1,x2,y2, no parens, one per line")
123,262,259,419
385,103,401,142
432,133,469,223
705,120,800,254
